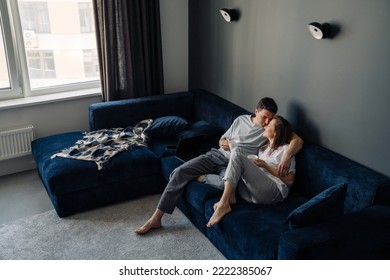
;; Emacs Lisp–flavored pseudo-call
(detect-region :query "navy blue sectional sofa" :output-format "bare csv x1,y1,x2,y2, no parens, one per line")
31,89,390,259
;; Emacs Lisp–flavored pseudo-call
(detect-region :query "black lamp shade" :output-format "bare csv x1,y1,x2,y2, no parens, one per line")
308,22,329,39
219,8,239,22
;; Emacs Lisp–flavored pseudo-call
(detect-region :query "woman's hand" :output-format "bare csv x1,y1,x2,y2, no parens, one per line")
253,158,295,187
253,158,267,168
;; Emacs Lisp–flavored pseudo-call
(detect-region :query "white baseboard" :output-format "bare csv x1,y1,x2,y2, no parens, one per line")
0,155,36,177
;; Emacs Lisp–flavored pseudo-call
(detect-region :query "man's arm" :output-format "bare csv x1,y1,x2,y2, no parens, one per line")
219,117,239,150
278,132,304,177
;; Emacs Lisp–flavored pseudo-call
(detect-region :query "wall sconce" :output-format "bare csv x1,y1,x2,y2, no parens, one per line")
308,22,341,40
219,8,239,22
308,22,330,39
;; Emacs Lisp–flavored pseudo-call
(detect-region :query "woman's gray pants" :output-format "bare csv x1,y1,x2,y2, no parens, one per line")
225,148,283,204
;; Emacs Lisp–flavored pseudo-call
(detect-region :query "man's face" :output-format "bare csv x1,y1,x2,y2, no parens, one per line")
254,109,275,128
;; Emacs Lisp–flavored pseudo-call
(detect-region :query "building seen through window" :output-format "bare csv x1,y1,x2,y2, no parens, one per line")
0,0,100,99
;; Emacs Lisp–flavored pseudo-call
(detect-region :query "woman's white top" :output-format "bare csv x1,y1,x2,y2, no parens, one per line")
257,144,296,199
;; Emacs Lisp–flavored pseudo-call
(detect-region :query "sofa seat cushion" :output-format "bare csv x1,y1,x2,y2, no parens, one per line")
204,193,308,259
32,132,161,196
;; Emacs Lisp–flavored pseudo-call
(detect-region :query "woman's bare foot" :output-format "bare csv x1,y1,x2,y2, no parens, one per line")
134,218,161,235
229,192,237,205
206,202,231,228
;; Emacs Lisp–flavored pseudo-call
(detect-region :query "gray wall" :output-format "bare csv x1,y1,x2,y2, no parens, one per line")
189,0,390,177
160,0,188,93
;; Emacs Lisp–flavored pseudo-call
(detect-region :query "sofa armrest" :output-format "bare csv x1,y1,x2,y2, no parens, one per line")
278,205,390,259
88,91,194,130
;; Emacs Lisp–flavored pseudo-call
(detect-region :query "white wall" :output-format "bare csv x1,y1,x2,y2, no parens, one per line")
0,95,102,176
0,1,189,176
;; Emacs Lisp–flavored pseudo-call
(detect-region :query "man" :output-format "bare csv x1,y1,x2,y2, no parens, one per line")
134,97,303,234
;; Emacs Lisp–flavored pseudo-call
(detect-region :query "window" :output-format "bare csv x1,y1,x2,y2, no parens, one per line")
19,2,50,33
0,0,100,101
83,49,99,77
27,50,55,79
0,26,11,90
79,2,94,33
0,0,21,98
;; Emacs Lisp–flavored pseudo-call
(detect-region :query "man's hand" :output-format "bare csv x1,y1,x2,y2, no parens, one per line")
219,138,230,150
278,153,292,177
278,132,303,177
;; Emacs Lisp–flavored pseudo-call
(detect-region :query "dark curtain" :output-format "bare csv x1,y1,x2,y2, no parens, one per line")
93,0,164,101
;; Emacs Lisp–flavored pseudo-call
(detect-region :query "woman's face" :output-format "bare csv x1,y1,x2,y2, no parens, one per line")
263,119,277,139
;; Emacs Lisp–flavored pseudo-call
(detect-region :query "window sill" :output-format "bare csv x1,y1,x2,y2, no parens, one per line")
0,88,102,111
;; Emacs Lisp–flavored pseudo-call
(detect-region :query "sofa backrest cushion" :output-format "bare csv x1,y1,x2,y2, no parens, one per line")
89,91,194,131
145,116,189,138
192,89,249,131
294,144,390,214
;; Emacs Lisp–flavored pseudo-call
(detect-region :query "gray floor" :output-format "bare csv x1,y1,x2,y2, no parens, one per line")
0,170,53,225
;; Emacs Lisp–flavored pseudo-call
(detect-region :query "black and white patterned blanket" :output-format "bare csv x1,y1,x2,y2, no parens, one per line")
51,119,152,170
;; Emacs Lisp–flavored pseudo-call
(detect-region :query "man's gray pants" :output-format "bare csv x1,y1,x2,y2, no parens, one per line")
157,149,229,214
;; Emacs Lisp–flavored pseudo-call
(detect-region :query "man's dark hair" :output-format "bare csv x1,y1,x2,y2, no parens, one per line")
257,97,278,114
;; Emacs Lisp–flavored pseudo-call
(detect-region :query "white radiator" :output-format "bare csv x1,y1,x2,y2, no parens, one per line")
0,125,35,160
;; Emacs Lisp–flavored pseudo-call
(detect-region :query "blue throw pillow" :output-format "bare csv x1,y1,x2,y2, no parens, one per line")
177,120,223,139
288,183,347,230
145,116,189,138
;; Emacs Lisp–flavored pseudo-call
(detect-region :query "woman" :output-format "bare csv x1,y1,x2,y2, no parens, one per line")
206,115,296,227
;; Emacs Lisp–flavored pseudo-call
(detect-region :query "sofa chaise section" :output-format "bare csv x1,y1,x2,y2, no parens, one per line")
32,131,163,217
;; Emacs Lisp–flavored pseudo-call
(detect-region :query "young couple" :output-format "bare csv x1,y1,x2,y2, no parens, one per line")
134,97,303,234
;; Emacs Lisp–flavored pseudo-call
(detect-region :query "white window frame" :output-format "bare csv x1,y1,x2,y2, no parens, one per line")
0,0,23,99
0,0,100,101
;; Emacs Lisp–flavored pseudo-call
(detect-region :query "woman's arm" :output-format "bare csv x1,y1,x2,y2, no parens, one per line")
254,159,295,187
278,132,303,177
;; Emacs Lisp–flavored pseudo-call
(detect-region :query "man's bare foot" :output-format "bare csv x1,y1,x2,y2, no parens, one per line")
197,175,205,182
214,195,236,211
134,218,161,235
206,202,231,228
